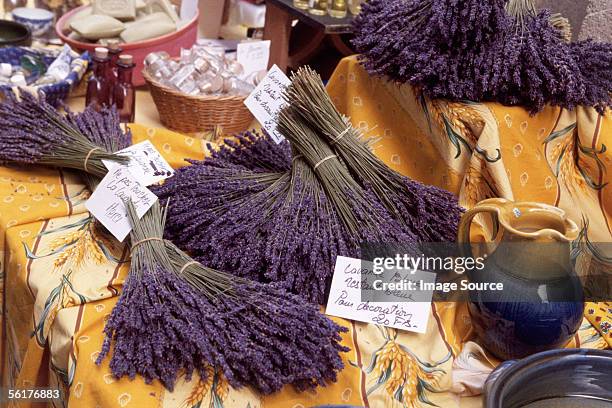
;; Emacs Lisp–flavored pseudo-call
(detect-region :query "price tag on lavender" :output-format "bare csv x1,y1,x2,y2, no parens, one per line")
243,64,290,143
325,256,435,333
102,140,174,186
237,40,270,77
85,166,158,242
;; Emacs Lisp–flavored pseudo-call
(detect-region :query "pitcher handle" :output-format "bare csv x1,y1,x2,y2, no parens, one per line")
457,198,508,258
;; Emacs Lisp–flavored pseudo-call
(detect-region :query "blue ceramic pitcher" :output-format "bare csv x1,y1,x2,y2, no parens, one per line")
458,198,584,360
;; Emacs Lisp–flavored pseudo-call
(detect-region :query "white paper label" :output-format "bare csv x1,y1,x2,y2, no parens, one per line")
243,64,290,144
237,40,271,77
103,140,174,186
325,256,435,333
85,166,158,242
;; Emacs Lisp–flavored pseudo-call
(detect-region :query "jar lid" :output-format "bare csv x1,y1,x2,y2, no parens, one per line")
94,47,109,59
119,54,133,65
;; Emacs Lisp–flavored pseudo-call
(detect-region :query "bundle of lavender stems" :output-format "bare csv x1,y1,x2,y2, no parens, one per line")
154,68,463,304
285,67,463,242
67,105,133,190
97,199,348,392
0,93,128,178
352,0,612,113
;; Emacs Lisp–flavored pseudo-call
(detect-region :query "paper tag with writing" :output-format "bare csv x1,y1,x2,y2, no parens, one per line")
85,166,158,242
103,140,174,186
325,256,435,333
243,64,290,143
237,40,271,77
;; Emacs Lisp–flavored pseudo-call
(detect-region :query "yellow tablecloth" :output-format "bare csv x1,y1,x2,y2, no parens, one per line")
0,56,610,408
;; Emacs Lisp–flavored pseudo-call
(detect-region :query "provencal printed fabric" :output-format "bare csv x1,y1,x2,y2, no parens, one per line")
0,59,609,408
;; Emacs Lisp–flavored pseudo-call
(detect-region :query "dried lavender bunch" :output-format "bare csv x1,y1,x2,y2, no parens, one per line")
205,131,291,173
0,92,127,177
165,240,349,393
154,162,290,283
156,102,422,303
152,131,292,283
97,200,212,390
285,67,463,242
265,154,355,302
67,105,133,190
155,142,347,303
70,105,132,154
99,198,348,393
569,40,612,113
352,0,612,113
156,146,355,303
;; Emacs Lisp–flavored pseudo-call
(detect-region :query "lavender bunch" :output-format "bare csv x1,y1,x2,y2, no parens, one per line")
205,131,292,173
352,0,612,113
0,92,127,177
265,154,354,301
98,199,348,393
165,240,349,393
152,132,295,285
285,67,463,242
67,105,133,190
155,124,419,304
69,105,132,154
97,200,212,390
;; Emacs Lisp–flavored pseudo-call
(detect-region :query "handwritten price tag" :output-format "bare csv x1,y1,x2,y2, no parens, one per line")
325,256,435,333
243,64,290,143
103,140,174,186
85,166,158,242
237,40,270,77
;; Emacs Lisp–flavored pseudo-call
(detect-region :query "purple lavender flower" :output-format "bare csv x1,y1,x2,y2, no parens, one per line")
68,105,132,153
353,0,612,113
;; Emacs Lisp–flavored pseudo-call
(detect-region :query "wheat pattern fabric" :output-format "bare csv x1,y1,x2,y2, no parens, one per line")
0,65,610,408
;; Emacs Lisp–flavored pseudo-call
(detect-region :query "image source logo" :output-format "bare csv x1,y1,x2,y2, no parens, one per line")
360,242,610,303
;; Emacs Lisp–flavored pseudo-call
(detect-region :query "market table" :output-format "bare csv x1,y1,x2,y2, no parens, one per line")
263,0,353,71
1,56,610,408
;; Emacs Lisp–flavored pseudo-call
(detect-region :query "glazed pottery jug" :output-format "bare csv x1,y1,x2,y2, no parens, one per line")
458,198,584,360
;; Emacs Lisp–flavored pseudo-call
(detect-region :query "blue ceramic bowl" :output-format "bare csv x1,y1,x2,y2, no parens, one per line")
484,349,612,408
11,7,54,38
0,46,90,107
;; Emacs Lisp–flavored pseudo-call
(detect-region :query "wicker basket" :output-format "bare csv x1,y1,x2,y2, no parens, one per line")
143,70,254,134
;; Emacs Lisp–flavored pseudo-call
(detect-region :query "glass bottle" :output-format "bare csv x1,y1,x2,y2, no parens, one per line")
328,0,347,18
348,0,363,15
293,0,308,10
113,54,136,123
308,0,327,15
86,47,112,111
107,40,123,78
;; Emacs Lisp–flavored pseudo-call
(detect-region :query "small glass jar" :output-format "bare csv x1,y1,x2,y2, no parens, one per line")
348,0,363,15
293,0,308,10
308,0,327,16
196,73,223,95
328,0,347,18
